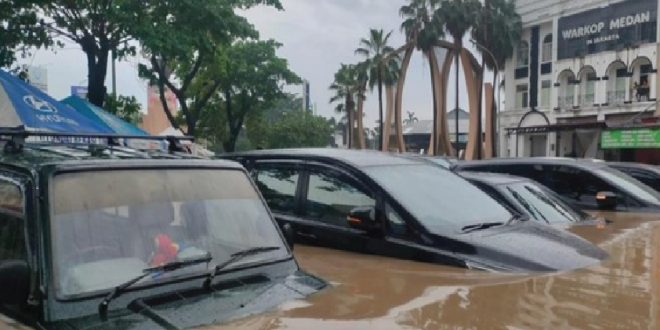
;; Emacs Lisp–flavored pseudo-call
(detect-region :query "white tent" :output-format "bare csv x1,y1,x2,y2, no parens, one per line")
158,127,215,157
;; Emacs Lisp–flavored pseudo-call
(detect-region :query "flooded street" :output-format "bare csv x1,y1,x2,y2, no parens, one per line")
213,215,660,330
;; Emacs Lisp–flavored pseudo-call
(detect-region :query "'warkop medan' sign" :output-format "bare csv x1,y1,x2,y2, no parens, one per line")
557,0,657,60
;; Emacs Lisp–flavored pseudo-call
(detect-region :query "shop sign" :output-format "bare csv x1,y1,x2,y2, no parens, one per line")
557,0,657,60
601,128,660,149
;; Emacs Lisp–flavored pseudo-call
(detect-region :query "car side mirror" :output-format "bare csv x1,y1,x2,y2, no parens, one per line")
0,260,29,305
596,191,618,210
281,223,295,250
347,206,381,234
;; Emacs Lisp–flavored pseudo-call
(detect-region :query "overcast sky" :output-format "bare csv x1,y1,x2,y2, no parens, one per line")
18,0,493,129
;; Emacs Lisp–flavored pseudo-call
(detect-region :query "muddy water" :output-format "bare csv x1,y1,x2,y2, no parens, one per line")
213,214,660,330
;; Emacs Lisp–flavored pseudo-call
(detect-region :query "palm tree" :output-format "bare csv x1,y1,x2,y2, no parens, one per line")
436,0,482,155
355,29,396,150
396,0,449,155
472,0,522,156
404,111,419,125
329,64,358,148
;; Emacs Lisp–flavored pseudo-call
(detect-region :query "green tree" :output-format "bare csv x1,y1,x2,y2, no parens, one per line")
355,29,395,150
132,0,281,138
0,0,51,68
262,112,333,149
217,39,300,152
103,93,142,124
329,64,358,148
39,0,138,106
404,111,418,124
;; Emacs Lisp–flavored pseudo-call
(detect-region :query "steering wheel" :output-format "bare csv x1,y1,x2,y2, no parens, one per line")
73,245,122,263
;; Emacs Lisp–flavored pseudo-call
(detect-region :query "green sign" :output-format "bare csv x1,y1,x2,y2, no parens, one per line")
600,128,660,149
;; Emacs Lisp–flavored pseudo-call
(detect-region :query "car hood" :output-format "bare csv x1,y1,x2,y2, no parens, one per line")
443,221,608,271
42,271,327,330
215,217,660,330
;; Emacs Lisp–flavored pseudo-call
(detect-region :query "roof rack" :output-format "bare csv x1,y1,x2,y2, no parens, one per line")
0,130,193,155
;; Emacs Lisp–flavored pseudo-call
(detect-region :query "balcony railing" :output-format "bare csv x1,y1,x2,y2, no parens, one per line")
558,96,574,110
607,91,626,106
578,93,595,107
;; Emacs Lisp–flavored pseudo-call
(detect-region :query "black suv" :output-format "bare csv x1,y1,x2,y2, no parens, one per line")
0,134,326,330
453,157,660,212
219,148,607,272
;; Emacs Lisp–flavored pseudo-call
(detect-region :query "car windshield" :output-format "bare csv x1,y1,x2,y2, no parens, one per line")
502,181,588,223
595,166,660,204
50,168,288,298
365,164,513,231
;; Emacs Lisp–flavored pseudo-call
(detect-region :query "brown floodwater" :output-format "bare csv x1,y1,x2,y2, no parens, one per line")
212,212,660,330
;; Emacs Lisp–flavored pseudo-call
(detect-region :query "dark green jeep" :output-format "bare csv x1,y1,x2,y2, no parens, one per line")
0,133,327,330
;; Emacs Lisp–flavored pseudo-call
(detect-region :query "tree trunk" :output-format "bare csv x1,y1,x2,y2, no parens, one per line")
377,70,384,151
492,68,499,156
382,85,394,151
357,91,366,149
428,50,438,155
84,47,110,107
346,94,353,149
454,40,461,157
395,47,414,153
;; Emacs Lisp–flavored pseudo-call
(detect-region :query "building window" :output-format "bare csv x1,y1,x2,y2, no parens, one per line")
541,34,552,63
540,80,551,107
516,41,529,68
516,84,528,109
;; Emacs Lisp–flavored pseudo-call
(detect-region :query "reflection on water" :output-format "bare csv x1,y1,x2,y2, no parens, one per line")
210,215,660,330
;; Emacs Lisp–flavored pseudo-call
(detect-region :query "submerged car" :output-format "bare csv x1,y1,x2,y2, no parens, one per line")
458,172,608,228
0,137,327,330
453,157,660,213
605,161,660,192
219,148,607,272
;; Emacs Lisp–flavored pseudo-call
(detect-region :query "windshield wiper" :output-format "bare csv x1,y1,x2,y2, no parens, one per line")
461,221,506,233
202,246,280,290
506,186,548,223
98,253,212,319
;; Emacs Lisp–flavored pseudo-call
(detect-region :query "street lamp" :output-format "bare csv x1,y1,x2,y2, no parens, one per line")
470,39,501,157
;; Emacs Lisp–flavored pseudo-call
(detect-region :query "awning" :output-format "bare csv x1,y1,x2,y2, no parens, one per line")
506,122,606,134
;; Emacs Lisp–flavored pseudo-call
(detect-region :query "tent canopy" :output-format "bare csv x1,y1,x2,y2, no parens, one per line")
0,70,112,133
61,95,149,136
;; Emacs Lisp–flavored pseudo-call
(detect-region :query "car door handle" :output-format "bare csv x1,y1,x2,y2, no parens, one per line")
296,231,316,239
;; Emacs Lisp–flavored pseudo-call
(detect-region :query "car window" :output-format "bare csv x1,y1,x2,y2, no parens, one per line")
535,166,620,209
0,179,26,261
50,169,288,298
594,166,660,205
305,169,375,228
385,203,409,238
503,181,587,223
365,164,513,232
612,166,660,193
253,164,300,215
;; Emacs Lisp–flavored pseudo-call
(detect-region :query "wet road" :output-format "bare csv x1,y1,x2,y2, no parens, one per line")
211,213,660,330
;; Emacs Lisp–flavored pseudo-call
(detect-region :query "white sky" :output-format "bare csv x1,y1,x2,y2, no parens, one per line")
17,0,496,130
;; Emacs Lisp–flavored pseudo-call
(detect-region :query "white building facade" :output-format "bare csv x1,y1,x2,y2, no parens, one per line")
501,0,659,159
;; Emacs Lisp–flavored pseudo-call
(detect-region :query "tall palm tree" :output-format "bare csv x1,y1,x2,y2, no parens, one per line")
329,64,358,148
398,0,448,155
355,29,396,150
404,111,419,124
436,0,482,155
472,0,522,157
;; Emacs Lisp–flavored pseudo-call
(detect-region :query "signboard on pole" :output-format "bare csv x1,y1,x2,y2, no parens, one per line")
71,86,88,99
601,128,660,148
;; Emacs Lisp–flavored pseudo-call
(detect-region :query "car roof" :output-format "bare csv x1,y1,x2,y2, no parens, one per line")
458,171,530,186
222,148,424,168
454,157,610,170
0,143,240,172
606,161,660,171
